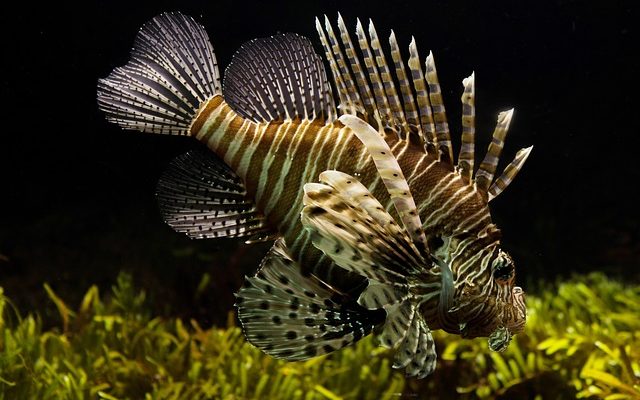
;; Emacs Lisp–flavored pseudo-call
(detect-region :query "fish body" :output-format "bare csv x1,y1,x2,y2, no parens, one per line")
191,96,487,296
98,12,531,378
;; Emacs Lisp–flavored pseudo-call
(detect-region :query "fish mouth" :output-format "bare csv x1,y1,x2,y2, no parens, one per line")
457,290,527,339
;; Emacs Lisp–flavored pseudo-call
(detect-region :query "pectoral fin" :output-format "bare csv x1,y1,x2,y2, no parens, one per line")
236,239,384,361
301,173,427,283
379,301,437,378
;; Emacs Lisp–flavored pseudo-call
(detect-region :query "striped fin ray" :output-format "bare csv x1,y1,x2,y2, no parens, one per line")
357,281,409,309
324,15,365,116
458,73,475,184
339,115,428,252
488,146,533,201
354,18,393,129
400,315,437,378
97,12,221,135
457,80,533,201
475,109,514,193
389,32,420,138
376,300,437,378
425,52,453,163
316,16,361,115
457,77,532,201
156,149,275,240
223,33,336,123
236,239,385,361
318,171,401,232
302,181,425,281
336,14,376,117
408,38,437,151
368,20,408,137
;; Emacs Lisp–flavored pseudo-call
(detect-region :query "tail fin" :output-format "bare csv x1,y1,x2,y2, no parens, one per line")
97,12,221,135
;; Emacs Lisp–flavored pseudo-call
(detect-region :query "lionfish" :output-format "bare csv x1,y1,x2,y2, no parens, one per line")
97,12,531,378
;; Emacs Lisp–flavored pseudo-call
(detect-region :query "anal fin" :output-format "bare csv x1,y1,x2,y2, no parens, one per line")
156,149,276,240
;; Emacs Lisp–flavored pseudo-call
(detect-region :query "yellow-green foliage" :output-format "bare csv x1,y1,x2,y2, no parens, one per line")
408,272,640,399
1,272,639,399
0,273,403,400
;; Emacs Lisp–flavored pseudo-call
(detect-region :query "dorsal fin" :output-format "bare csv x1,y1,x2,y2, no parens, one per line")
458,73,475,184
389,31,420,138
316,16,445,151
317,15,533,201
475,109,514,193
424,52,453,163
223,33,336,123
473,109,534,202
488,146,533,201
407,37,437,150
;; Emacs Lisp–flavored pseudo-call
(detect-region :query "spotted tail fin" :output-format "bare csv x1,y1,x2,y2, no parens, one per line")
97,12,221,135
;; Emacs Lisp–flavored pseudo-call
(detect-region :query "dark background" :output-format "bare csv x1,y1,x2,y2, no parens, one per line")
1,0,638,323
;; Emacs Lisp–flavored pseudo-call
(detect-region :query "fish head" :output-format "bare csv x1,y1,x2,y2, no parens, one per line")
445,234,526,348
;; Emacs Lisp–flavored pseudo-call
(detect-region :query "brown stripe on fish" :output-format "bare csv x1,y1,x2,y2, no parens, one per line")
263,121,317,216
192,99,244,151
252,122,297,208
190,95,225,137
226,119,258,170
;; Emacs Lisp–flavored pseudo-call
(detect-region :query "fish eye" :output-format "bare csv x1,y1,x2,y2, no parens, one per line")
492,252,514,283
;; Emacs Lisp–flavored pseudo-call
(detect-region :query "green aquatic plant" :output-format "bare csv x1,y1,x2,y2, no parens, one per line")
1,272,638,399
407,272,640,399
0,273,403,400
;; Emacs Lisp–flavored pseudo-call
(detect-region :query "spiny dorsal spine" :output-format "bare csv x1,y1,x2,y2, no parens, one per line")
317,15,532,201
458,72,476,184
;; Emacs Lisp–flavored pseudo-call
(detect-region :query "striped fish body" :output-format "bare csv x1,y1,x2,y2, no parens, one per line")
98,12,531,378
191,95,488,273
190,95,492,310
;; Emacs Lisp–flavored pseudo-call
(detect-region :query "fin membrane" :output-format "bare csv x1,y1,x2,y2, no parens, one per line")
301,177,426,283
156,149,274,240
301,169,440,377
223,33,336,123
390,306,437,378
236,239,384,361
338,115,428,251
97,12,221,135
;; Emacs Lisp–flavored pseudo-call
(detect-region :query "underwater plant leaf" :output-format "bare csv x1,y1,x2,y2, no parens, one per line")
581,368,640,397
43,283,76,332
2,272,640,399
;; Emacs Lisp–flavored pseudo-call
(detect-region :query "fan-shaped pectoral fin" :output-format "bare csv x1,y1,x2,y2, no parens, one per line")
373,299,437,378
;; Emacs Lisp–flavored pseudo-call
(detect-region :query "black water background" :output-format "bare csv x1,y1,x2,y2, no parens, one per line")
0,0,638,324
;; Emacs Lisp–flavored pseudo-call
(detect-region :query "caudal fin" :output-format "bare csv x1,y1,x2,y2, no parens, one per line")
97,12,221,135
